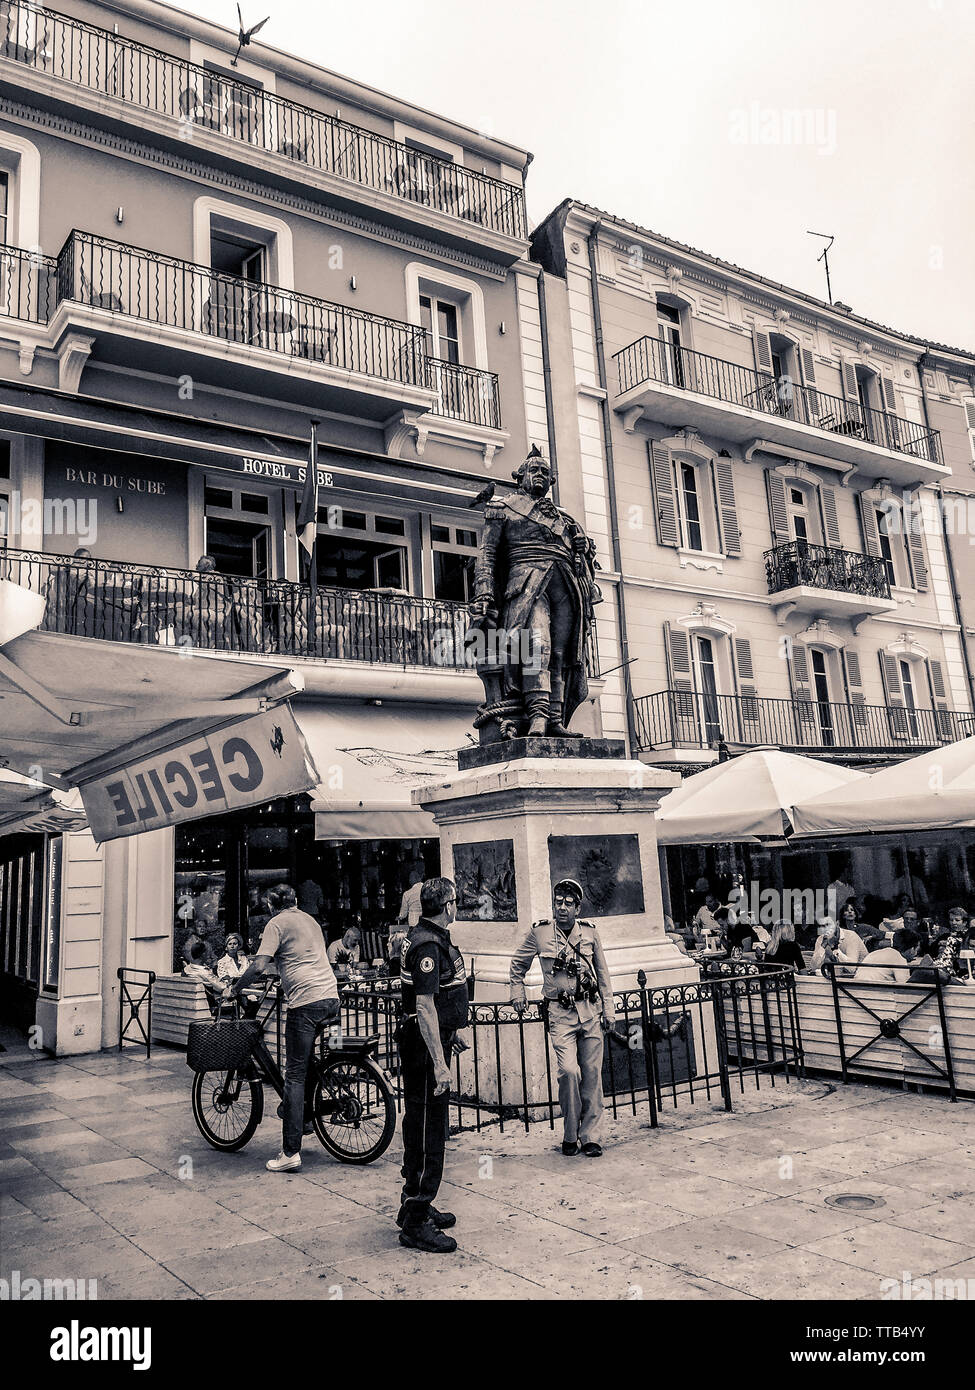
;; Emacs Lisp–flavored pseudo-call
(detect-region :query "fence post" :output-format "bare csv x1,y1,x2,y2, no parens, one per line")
637,969,658,1130
710,978,734,1112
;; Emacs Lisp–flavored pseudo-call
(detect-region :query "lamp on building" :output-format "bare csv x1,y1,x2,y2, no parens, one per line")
349,275,357,292
499,321,506,335
116,207,124,224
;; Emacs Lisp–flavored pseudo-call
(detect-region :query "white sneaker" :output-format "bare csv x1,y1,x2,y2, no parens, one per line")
266,1151,301,1172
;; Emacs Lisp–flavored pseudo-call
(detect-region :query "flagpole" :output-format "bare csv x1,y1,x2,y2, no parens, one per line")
308,419,319,656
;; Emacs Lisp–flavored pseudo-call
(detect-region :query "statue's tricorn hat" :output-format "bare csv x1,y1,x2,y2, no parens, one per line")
512,443,555,484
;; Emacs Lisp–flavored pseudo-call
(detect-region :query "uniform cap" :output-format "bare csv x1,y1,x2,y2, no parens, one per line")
553,878,584,904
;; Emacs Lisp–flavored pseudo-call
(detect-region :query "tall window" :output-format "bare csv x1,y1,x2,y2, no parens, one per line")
431,523,478,602
899,659,921,739
876,505,912,588
787,486,814,547
0,440,10,546
672,459,706,551
419,294,460,364
657,301,683,386
0,172,8,245
203,483,274,578
694,635,721,743
811,649,835,747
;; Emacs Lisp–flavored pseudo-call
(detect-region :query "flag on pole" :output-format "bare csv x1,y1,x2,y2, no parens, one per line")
297,421,319,558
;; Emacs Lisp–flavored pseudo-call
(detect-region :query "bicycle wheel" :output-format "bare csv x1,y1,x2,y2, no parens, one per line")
191,1068,264,1151
311,1055,396,1164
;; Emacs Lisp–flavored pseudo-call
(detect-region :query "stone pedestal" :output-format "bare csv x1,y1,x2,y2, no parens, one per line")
415,739,697,999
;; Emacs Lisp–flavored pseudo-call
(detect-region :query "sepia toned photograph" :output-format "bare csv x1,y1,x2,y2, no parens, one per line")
0,0,972,1362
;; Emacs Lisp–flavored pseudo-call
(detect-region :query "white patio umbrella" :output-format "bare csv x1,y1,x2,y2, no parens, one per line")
791,735,975,837
655,749,867,844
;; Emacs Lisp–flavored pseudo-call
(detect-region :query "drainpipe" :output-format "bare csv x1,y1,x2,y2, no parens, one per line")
918,351,975,711
586,221,638,757
536,269,560,502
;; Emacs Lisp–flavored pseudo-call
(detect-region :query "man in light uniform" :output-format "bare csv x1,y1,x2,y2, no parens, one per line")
509,879,615,1156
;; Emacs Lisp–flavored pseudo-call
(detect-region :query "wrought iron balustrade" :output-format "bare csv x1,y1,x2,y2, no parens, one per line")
633,688,972,756
0,243,57,322
614,335,943,465
0,548,476,668
0,0,527,240
54,230,428,387
427,356,501,429
764,540,891,599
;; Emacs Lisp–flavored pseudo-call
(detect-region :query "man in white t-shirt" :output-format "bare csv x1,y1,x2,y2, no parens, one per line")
398,872,425,929
228,884,338,1173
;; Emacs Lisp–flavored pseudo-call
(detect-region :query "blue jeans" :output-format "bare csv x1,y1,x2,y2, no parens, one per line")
282,998,339,1156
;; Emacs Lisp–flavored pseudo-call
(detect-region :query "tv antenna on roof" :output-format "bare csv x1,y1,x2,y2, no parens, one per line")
232,5,270,66
807,231,835,305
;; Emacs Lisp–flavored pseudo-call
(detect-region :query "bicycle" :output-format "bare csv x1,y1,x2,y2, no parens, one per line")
188,979,396,1164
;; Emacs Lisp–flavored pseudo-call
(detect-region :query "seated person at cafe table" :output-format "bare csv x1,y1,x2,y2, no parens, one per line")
693,894,722,937
839,898,874,940
808,916,868,977
327,925,363,975
216,932,250,983
758,921,805,972
853,927,918,985
182,938,226,992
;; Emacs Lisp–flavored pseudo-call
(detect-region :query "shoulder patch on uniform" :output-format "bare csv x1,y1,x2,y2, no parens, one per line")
419,956,435,973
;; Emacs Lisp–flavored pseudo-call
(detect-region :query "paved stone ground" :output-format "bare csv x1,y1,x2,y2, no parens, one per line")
1,1034,973,1301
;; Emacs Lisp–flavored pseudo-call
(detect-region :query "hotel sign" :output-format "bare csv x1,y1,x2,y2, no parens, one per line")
240,456,335,487
81,706,318,844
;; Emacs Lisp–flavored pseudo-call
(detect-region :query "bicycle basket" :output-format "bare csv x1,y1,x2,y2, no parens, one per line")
186,1020,263,1072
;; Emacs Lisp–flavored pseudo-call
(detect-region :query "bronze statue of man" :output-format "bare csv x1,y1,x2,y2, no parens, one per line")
468,447,601,741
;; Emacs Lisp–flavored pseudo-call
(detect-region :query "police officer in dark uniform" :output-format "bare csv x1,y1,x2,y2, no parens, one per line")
395,876,469,1253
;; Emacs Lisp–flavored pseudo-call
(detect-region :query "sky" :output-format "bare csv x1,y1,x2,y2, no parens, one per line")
186,0,975,350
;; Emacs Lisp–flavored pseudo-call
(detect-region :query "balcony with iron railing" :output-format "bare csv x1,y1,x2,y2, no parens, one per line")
0,0,528,255
0,547,476,668
613,336,946,486
633,689,972,761
0,548,599,677
763,540,895,622
0,230,502,429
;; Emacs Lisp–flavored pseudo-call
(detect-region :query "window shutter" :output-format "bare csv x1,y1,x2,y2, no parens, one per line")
928,657,947,702
840,358,859,401
734,636,761,736
649,441,679,548
927,658,952,738
788,640,817,734
881,374,898,412
819,485,841,547
906,512,928,591
752,329,773,374
964,400,975,464
664,621,693,690
664,621,697,736
799,347,820,416
879,651,910,739
765,469,791,545
842,647,869,729
712,457,741,557
857,493,881,556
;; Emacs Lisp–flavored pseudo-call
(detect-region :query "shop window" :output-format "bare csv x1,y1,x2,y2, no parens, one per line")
0,439,10,547
203,479,279,578
431,521,480,602
315,507,412,592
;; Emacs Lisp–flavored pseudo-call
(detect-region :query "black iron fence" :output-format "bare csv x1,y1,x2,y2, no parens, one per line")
0,243,56,322
0,547,476,668
634,688,972,756
333,964,803,1134
614,335,943,465
427,357,502,430
117,967,155,1058
56,230,429,388
765,540,891,600
0,0,527,241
